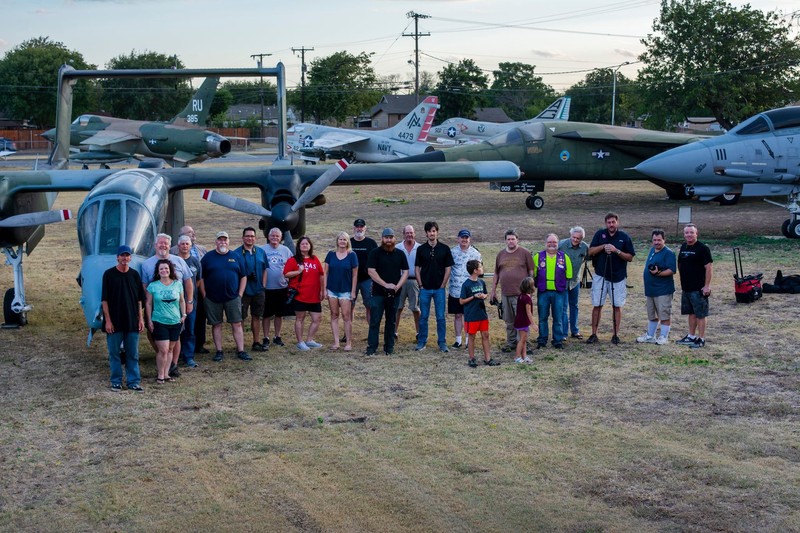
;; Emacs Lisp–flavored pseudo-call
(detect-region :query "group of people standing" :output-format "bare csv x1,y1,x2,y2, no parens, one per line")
101,213,714,390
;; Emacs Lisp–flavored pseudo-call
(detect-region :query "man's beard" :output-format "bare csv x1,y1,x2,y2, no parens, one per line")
157,249,169,258
218,246,228,254
381,242,395,252
354,230,365,239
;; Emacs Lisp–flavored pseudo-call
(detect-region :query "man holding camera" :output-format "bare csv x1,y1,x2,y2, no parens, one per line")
236,227,268,352
637,229,676,345
366,228,409,356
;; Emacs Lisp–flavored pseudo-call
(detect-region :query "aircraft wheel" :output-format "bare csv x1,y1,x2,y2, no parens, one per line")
525,195,544,210
789,221,800,239
716,193,740,206
781,219,792,238
3,288,25,327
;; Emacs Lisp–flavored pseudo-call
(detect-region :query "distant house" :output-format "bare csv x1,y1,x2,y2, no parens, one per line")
367,94,422,129
222,104,298,127
676,117,724,134
471,107,512,123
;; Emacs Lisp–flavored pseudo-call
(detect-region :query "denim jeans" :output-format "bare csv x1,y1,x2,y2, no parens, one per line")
367,293,397,353
537,290,566,346
107,331,141,387
561,285,580,337
418,287,446,347
181,306,197,359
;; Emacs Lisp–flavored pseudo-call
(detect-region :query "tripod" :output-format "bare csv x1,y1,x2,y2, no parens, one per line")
600,252,620,344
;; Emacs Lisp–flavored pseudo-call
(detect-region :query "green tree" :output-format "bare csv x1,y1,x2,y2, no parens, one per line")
434,59,489,120
208,87,234,126
221,80,277,105
302,51,380,124
565,68,634,125
489,62,555,120
98,50,191,121
638,0,800,130
0,36,95,128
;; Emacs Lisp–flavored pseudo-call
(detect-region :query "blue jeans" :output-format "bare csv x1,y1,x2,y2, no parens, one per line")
537,291,566,346
561,285,580,337
107,331,141,387
418,287,447,347
367,293,397,353
180,306,197,359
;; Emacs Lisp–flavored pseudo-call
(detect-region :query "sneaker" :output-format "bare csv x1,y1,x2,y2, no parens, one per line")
675,335,696,345
306,340,322,348
483,359,501,366
690,337,705,349
110,383,122,391
415,343,426,351
384,350,393,356
537,343,546,350
611,335,620,345
526,348,534,356
262,337,271,348
636,334,656,344
273,337,285,347
500,345,514,353
586,334,599,344
251,342,267,352
237,351,252,361
185,358,199,368
523,356,533,363
198,347,210,354
168,363,181,378
451,341,462,349
655,335,668,346
571,333,584,340
468,358,478,368
365,349,376,356
552,343,563,349
439,345,450,353
213,351,224,362
296,341,310,351
394,332,399,339
514,357,525,363
129,384,144,392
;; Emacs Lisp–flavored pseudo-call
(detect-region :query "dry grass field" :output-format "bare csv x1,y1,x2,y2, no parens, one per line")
1,167,799,532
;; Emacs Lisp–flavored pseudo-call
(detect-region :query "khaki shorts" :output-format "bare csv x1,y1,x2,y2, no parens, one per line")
591,274,627,307
396,279,420,312
646,294,673,321
205,296,243,325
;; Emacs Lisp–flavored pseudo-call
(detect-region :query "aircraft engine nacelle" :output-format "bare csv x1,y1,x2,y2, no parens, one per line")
206,134,232,157
76,169,167,332
686,185,737,199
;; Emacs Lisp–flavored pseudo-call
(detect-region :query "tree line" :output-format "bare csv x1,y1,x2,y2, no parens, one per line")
1,0,798,132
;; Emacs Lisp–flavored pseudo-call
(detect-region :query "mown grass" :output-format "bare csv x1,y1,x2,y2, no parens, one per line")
1,179,799,531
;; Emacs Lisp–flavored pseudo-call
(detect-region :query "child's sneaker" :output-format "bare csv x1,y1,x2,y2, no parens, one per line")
523,356,533,363
514,356,525,363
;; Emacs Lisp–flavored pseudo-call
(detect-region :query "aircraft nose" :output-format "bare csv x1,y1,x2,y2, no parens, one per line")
634,142,713,183
41,128,56,142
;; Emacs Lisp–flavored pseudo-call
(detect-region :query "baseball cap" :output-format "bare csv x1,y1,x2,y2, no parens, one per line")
458,228,471,238
353,218,366,227
381,228,395,237
216,231,229,239
116,245,132,256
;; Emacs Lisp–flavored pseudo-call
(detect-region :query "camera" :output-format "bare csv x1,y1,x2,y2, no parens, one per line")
286,287,299,305
247,273,257,282
649,264,659,274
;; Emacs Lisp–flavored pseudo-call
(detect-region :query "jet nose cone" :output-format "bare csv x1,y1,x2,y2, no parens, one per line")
41,128,56,142
634,142,712,183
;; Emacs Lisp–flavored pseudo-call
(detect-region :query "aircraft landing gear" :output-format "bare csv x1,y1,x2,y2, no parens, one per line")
716,193,740,206
769,189,800,239
2,246,30,327
525,195,544,210
786,219,800,239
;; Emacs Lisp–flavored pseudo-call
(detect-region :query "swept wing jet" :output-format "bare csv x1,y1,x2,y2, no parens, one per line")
41,78,231,167
287,96,438,163
430,97,571,145
634,106,800,238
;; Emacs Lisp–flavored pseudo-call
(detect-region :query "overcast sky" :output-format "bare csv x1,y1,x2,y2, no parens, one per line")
1,0,797,92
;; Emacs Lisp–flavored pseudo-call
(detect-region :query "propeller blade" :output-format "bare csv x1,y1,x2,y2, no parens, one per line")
283,230,296,254
0,209,72,228
290,159,349,212
201,189,272,217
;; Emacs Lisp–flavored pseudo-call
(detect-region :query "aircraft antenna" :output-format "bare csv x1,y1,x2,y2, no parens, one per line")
404,11,430,104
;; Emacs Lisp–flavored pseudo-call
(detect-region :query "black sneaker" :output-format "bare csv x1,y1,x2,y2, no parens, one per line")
237,351,253,361
586,334,598,344
537,343,547,350
168,363,181,378
252,342,267,352
571,333,584,340
451,341,462,349
384,350,393,356
501,345,514,353
690,337,705,349
129,384,144,392
675,335,696,345
273,336,285,347
365,349,376,356
110,383,122,391
213,351,224,362
552,343,563,349
483,359,501,366
611,335,620,345
468,358,478,368
262,337,271,348
198,347,210,354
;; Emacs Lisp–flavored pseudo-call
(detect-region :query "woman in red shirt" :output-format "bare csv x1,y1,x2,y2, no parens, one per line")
283,236,325,351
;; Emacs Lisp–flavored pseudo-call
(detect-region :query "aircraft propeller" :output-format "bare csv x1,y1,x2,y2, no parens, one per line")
0,209,72,228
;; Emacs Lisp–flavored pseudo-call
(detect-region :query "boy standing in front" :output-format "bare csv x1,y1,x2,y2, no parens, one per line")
460,260,500,368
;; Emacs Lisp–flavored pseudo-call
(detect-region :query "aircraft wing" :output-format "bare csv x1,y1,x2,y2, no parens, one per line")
79,129,140,147
310,131,370,150
552,126,705,150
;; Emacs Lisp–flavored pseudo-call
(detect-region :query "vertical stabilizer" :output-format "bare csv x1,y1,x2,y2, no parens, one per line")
533,97,571,121
170,77,220,126
388,96,439,143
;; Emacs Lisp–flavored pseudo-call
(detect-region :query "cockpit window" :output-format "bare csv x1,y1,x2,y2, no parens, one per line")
78,202,99,256
98,200,122,254
485,128,523,147
732,116,770,135
126,201,154,256
764,107,800,131
77,198,156,256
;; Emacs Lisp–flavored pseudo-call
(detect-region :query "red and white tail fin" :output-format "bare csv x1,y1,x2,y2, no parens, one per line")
388,96,439,143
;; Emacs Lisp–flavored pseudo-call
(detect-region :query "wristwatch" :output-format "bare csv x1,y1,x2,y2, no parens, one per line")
187,300,194,304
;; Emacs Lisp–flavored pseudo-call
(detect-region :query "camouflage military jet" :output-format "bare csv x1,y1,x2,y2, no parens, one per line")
41,78,230,167
634,106,800,238
399,120,705,210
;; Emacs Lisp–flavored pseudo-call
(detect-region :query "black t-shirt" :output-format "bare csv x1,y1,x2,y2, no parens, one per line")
415,241,455,290
678,241,713,291
101,266,145,332
367,247,408,296
589,228,635,282
351,236,378,282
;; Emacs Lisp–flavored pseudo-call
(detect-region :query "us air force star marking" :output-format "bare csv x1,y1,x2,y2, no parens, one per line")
592,149,610,159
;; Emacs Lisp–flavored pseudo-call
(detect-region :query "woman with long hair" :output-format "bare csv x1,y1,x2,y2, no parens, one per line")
283,236,325,351
146,259,186,383
323,232,358,351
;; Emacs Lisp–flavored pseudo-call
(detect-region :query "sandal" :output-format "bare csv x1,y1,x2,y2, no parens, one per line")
343,345,352,352
164,376,175,383
156,378,165,385
331,345,340,351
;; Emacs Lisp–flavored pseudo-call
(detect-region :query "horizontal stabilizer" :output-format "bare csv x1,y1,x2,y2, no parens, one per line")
201,189,272,217
0,209,72,228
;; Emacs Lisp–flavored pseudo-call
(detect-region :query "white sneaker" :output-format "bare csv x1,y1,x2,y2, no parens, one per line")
636,334,656,344
514,357,524,363
305,340,322,348
296,341,310,351
655,335,668,345
523,356,533,363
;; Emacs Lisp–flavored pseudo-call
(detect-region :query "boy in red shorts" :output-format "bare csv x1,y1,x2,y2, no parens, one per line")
459,260,500,367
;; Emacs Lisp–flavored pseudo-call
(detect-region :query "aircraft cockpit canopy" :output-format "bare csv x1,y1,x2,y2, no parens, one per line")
73,115,103,127
732,106,800,136
78,198,157,257
485,124,546,147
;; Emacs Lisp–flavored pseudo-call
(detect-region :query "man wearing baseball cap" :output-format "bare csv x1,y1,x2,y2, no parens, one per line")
366,228,408,355
449,228,481,349
350,218,377,326
102,245,146,392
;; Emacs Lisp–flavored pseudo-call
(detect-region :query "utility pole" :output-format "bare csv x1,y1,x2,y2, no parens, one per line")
250,52,272,139
403,11,430,104
292,46,314,123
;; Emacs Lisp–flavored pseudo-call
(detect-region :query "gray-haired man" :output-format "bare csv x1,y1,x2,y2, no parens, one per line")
558,226,589,340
